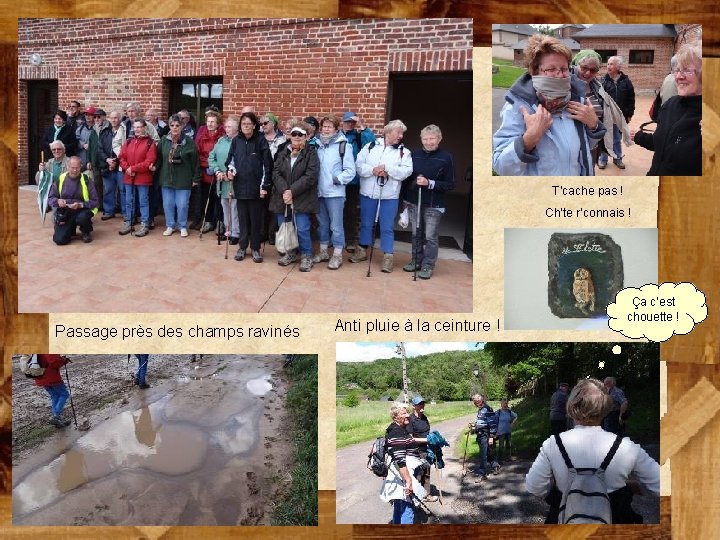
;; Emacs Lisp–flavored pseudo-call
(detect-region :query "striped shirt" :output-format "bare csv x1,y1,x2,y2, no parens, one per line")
386,422,421,469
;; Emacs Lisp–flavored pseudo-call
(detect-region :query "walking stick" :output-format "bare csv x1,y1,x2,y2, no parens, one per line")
199,176,217,241
413,185,422,281
366,177,386,277
225,190,234,259
63,360,78,429
461,428,471,477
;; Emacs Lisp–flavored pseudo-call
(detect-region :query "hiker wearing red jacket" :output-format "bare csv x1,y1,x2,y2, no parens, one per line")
35,354,71,427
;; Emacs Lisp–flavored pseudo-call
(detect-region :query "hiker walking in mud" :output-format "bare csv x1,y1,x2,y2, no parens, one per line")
34,354,72,428
134,354,150,389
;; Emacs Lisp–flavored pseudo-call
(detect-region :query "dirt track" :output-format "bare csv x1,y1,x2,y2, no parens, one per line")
11,354,293,526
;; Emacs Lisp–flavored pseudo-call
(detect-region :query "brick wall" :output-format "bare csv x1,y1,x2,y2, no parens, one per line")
575,37,675,93
18,18,472,184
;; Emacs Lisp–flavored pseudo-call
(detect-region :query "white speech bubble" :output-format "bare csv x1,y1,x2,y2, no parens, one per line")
607,282,707,342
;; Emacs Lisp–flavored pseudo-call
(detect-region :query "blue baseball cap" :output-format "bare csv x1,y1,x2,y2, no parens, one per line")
411,395,425,406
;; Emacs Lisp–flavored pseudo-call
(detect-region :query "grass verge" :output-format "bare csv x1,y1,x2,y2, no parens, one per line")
337,400,478,449
492,57,525,88
271,355,318,526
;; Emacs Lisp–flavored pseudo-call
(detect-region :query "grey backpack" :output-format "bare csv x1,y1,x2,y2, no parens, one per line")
555,433,623,524
19,354,45,378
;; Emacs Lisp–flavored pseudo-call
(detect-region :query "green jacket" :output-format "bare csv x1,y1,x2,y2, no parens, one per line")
156,134,200,190
209,135,234,199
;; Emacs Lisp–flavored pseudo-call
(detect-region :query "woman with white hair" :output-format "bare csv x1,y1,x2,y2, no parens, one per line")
379,403,427,524
632,44,702,175
350,119,413,273
525,378,660,523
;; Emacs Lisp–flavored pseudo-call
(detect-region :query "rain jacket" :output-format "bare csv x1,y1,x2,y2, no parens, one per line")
155,134,200,190
269,144,320,214
634,94,702,176
119,135,158,186
316,131,356,198
196,127,223,184
225,131,273,200
34,354,68,387
493,73,606,176
403,146,455,209
356,138,413,200
209,135,235,199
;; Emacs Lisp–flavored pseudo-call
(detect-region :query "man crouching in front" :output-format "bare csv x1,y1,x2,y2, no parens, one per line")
48,156,99,245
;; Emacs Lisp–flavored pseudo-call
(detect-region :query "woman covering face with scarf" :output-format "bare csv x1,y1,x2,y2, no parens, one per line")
493,34,606,176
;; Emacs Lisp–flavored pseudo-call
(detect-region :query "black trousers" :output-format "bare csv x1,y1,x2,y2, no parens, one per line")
194,182,218,225
236,198,264,251
53,208,93,245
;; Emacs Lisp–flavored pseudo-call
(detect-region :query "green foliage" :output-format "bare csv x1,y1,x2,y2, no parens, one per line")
337,350,504,403
534,24,556,36
342,392,360,408
337,400,477,449
272,355,317,526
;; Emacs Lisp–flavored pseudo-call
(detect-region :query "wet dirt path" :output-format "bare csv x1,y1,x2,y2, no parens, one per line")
12,354,293,526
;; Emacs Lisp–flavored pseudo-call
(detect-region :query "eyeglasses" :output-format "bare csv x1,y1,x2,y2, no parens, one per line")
579,65,599,73
290,131,305,137
673,68,698,76
51,147,63,152
260,121,269,126
540,67,570,76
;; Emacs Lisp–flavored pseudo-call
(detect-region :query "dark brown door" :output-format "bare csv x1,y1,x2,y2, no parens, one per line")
27,80,58,184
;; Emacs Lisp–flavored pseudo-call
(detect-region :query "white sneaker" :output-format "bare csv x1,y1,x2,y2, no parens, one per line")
180,228,189,237
163,227,174,236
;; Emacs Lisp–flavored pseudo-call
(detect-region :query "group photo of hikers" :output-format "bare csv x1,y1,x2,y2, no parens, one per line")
335,342,660,525
18,18,473,314
12,354,317,526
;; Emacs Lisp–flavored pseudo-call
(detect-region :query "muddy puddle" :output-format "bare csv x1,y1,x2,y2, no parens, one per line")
13,356,290,526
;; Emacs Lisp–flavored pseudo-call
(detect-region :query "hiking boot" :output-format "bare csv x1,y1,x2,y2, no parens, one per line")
163,227,174,236
148,219,155,230
312,249,330,263
418,267,433,280
82,232,92,243
49,415,68,428
381,253,394,273
229,236,239,245
403,261,421,272
423,495,439,503
118,221,132,235
235,248,246,261
135,223,149,237
189,221,201,230
613,158,626,169
138,383,150,390
278,252,297,266
180,228,189,237
349,246,367,263
345,243,356,253
252,250,263,263
299,255,314,272
201,222,214,233
598,161,607,169
327,254,343,270
101,213,114,221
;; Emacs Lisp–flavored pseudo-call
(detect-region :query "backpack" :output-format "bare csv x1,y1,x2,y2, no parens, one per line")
555,433,623,524
19,354,45,378
338,140,346,161
367,436,389,477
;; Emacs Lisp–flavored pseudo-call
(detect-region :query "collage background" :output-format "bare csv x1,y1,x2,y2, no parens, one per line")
2,3,720,538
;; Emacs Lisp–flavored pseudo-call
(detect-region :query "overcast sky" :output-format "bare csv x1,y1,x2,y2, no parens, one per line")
336,342,484,363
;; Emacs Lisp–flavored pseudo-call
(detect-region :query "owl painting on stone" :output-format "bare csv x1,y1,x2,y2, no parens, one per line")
572,267,596,315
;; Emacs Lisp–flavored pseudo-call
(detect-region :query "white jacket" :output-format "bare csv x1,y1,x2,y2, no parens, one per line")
357,138,413,200
379,455,427,503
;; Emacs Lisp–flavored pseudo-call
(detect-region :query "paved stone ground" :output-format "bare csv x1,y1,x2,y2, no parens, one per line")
18,189,472,313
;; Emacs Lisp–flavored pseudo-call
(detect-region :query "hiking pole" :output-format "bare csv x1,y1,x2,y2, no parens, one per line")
199,176,217,241
413,184,422,281
129,177,136,235
366,177,386,277
225,191,234,259
461,428,471,477
63,359,78,429
410,492,439,522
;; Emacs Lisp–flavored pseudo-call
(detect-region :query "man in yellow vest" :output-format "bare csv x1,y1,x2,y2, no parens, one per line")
47,156,99,245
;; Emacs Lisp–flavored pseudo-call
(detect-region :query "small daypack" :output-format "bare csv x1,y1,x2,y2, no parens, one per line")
555,433,623,524
367,436,389,477
19,354,45,378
